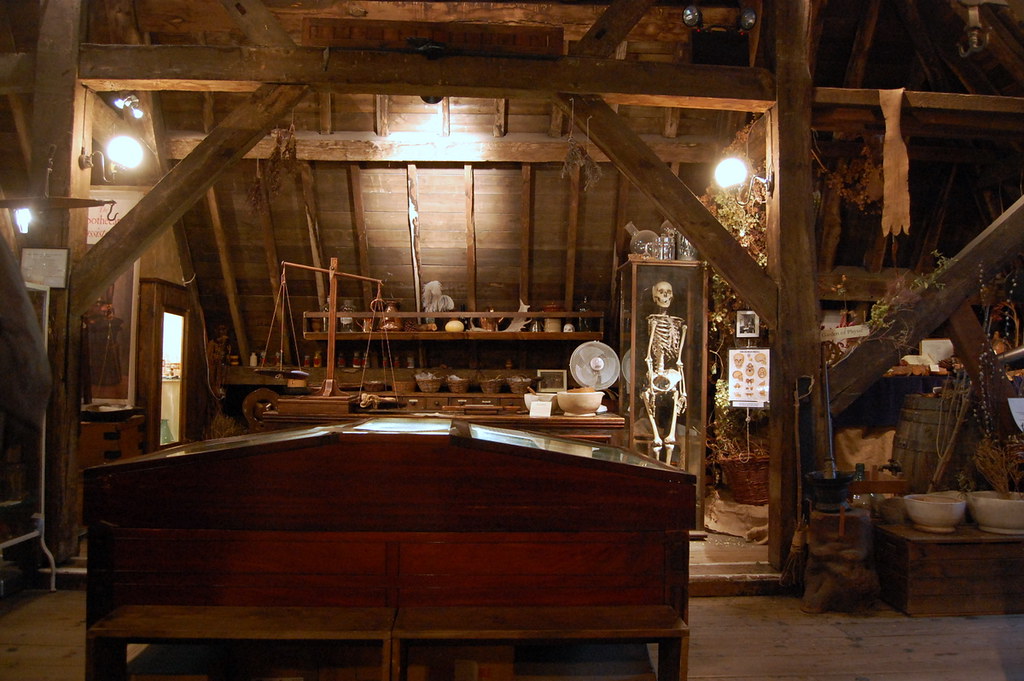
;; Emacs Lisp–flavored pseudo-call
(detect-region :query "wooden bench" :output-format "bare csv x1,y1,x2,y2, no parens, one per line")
87,604,687,681
390,605,688,681
85,605,396,681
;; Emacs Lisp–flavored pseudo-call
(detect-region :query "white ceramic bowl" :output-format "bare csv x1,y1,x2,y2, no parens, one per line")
555,391,603,416
523,392,555,410
968,491,1024,535
903,493,966,533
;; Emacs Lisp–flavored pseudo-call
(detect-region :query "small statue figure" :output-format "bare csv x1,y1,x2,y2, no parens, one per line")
642,281,687,464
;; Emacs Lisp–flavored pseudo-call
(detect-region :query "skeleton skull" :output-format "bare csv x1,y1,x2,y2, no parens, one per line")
652,281,673,309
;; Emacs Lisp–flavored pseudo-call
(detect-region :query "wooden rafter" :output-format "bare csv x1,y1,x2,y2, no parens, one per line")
214,0,294,47
206,188,249,359
297,162,328,308
554,93,779,327
564,163,581,313
346,164,375,308
829,194,1024,415
407,163,423,312
518,164,532,304
70,84,309,314
572,0,658,59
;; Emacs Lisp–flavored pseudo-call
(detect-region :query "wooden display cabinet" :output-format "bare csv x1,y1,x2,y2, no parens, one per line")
618,257,707,508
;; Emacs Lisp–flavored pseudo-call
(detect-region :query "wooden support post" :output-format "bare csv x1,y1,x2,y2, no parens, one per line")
258,178,290,364
206,189,249,360
493,99,508,138
297,162,327,308
564,164,581,312
374,95,390,137
441,97,451,137
319,90,333,134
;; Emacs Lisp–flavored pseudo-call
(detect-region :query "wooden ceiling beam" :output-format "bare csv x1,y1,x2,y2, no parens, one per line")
572,0,658,59
77,44,776,112
555,93,779,328
135,0,736,43
0,52,33,94
70,83,309,315
164,130,718,163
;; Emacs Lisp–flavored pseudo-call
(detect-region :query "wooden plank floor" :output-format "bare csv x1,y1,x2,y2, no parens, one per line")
3,588,1024,680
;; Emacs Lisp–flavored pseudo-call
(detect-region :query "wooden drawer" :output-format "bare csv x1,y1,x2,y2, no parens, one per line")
401,395,449,411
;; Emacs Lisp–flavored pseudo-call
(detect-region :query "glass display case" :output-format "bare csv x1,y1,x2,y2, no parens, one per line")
618,257,707,507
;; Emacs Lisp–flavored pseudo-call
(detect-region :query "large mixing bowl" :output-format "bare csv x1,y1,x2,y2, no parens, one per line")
555,391,603,416
903,493,966,533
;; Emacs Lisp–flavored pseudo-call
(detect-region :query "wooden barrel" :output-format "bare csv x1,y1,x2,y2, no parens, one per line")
892,394,974,493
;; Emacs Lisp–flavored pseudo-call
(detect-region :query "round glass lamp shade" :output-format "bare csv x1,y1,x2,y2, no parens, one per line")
714,157,748,189
107,135,144,169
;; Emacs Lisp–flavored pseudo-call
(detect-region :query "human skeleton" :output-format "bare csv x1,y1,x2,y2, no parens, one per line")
642,281,687,463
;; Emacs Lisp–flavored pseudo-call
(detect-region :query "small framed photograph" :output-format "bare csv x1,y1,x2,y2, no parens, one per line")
736,310,760,338
21,247,69,289
536,369,567,393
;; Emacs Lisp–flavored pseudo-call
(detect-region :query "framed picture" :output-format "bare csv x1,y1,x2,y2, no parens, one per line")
21,248,69,289
727,348,770,408
736,310,760,338
536,369,567,393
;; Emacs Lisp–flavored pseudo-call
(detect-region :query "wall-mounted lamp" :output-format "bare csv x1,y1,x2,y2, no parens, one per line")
113,93,144,119
715,156,773,206
79,135,145,183
683,5,758,33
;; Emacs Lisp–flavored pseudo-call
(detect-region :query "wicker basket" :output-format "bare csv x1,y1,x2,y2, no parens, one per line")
392,379,417,393
720,454,770,505
478,377,504,394
506,376,533,394
415,374,442,393
446,375,470,393
361,380,385,392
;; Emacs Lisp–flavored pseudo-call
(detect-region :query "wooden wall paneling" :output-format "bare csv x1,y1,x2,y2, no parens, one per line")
519,164,533,304
297,162,328,309
206,188,250,359
407,164,423,311
345,164,375,310
494,98,508,137
564,164,581,312
465,164,477,311
258,177,291,364
374,95,389,137
318,89,333,134
816,184,843,272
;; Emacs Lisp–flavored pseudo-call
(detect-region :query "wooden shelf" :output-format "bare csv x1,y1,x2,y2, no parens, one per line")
302,330,603,341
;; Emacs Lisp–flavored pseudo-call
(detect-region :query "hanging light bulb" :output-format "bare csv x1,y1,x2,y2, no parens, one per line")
106,135,144,169
714,157,748,189
14,208,32,234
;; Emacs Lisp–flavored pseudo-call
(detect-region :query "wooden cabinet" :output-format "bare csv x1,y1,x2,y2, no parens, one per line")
78,415,146,469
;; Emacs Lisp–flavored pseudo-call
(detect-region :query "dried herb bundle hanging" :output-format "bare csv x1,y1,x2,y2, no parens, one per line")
561,101,602,191
247,122,298,214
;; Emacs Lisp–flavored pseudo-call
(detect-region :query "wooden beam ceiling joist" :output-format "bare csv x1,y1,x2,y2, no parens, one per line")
70,83,309,315
134,0,740,44
554,93,778,328
0,52,32,94
813,87,1024,140
77,44,776,112
164,131,717,164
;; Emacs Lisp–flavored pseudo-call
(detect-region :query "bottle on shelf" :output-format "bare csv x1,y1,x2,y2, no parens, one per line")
339,299,355,332
313,351,323,368
576,296,591,332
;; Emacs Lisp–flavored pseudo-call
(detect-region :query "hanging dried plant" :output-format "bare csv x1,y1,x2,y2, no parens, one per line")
561,103,603,191
264,122,298,196
247,159,266,215
823,138,883,211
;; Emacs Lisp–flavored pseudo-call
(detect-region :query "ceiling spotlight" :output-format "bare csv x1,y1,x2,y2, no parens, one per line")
682,5,703,28
113,94,144,119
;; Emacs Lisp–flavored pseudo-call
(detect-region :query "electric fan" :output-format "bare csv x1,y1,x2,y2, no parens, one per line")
568,341,621,391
